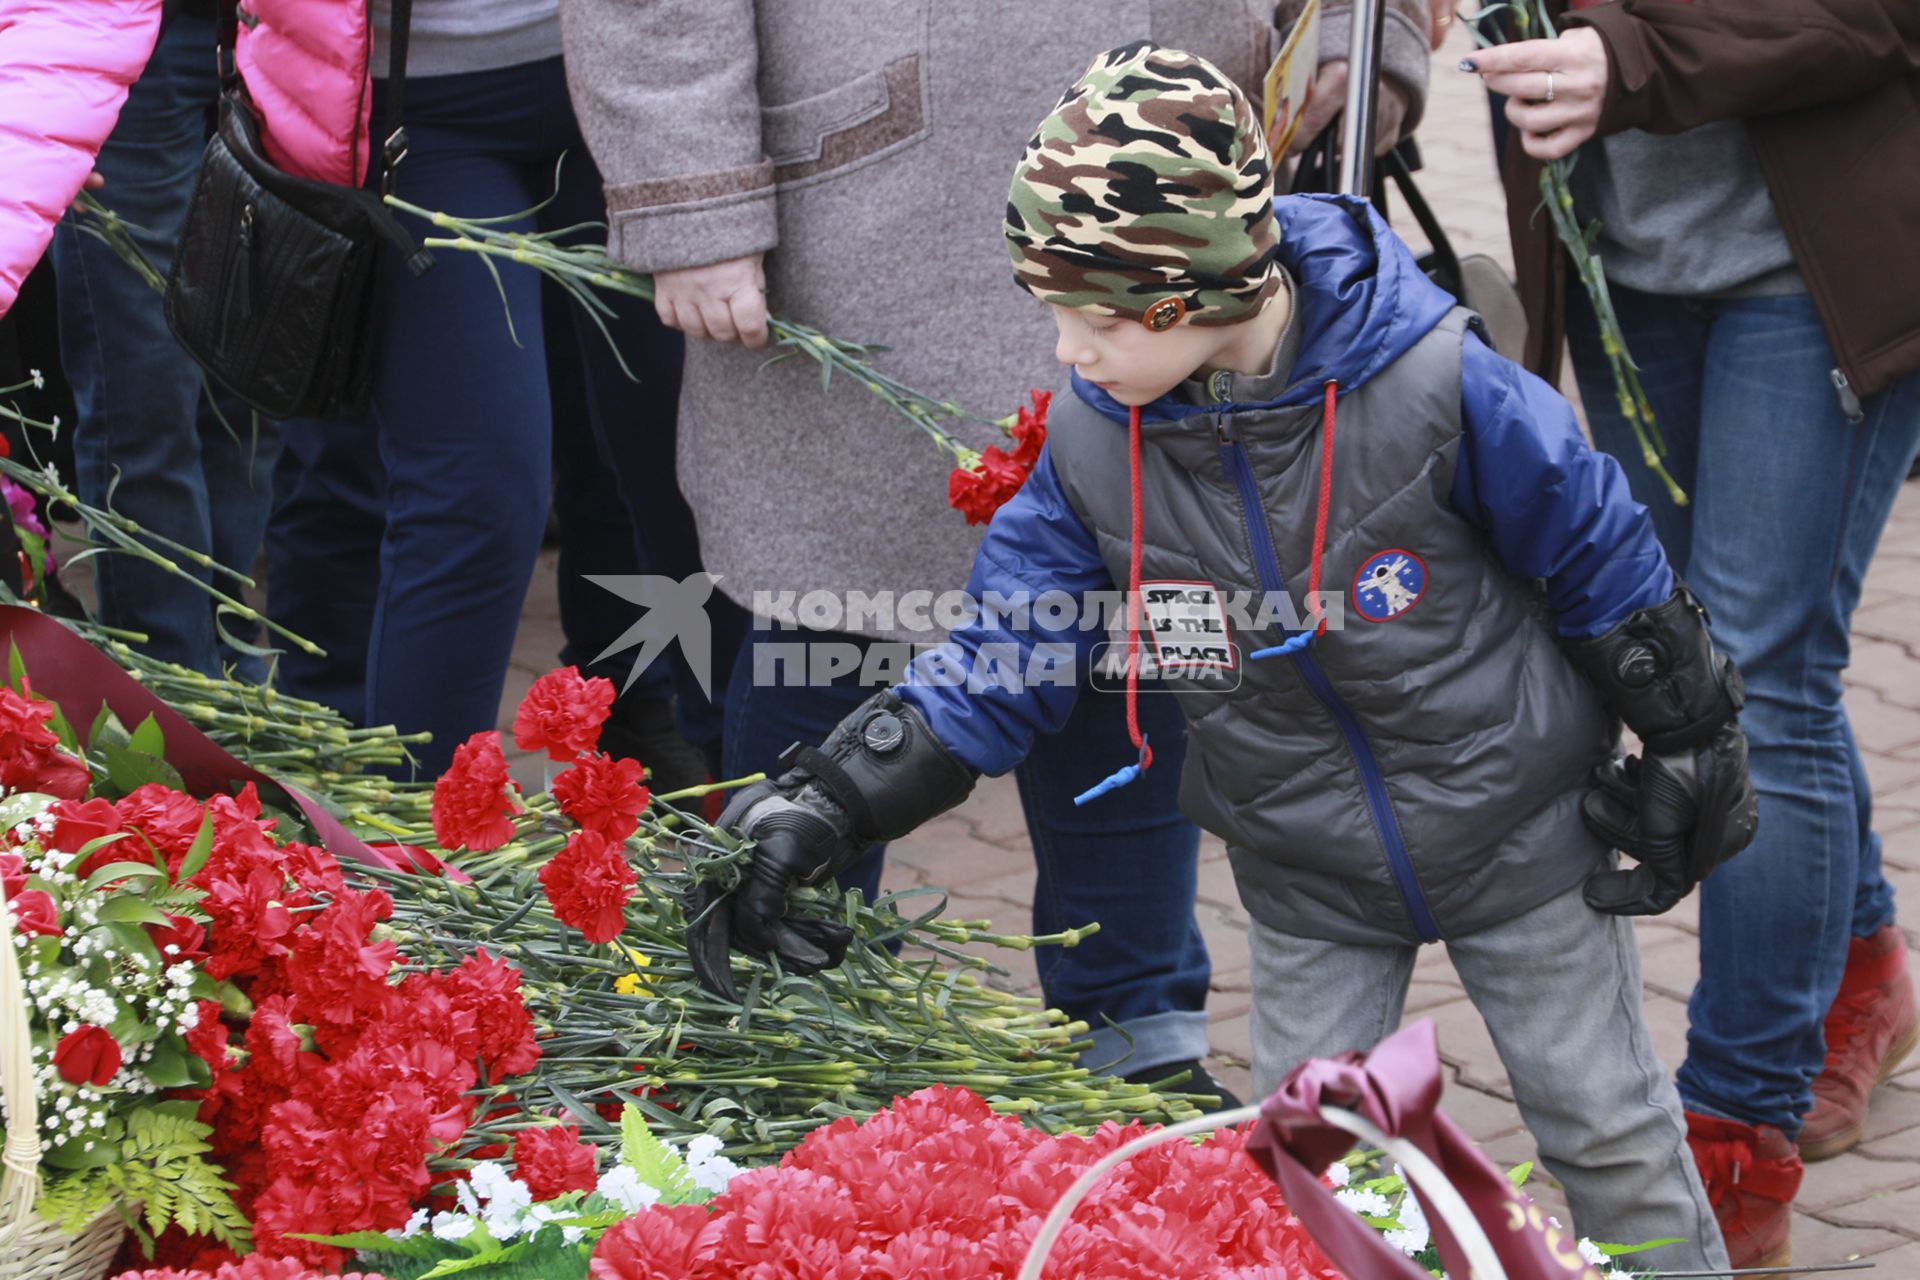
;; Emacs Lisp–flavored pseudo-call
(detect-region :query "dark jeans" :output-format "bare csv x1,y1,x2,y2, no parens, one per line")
266,58,718,772
51,12,277,676
1567,283,1920,1136
723,625,1214,1073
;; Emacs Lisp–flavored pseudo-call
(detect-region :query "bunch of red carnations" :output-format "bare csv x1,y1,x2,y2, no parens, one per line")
0,672,544,1273
948,389,1051,525
430,665,650,945
588,1084,1345,1280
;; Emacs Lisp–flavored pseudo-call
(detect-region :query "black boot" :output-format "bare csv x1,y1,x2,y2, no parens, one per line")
597,695,711,798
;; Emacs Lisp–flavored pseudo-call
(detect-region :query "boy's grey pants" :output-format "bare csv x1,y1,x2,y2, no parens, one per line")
1249,883,1730,1275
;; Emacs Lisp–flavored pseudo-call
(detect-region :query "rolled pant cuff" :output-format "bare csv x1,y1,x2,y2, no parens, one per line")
1080,1009,1213,1077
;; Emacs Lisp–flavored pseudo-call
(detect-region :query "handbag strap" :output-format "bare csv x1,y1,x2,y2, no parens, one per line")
214,0,415,193
381,0,414,194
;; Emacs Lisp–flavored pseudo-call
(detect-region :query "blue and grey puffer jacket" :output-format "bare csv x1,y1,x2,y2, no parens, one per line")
900,194,1672,946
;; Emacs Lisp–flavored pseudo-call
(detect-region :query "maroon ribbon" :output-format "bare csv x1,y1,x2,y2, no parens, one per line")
0,605,401,871
1246,1019,1606,1280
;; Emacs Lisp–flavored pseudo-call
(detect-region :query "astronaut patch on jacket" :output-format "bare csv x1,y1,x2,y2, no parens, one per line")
1352,549,1427,622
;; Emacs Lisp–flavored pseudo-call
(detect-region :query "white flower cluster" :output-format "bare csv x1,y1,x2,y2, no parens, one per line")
1326,1162,1639,1280
395,1135,746,1249
683,1134,743,1193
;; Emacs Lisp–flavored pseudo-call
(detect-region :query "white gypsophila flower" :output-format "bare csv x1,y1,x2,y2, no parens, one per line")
1384,1186,1430,1257
595,1165,662,1214
1325,1161,1351,1187
1334,1187,1393,1219
526,1201,585,1246
480,1173,532,1241
165,962,195,987
1578,1238,1605,1265
430,1211,477,1241
29,369,43,390
396,1207,429,1239
468,1161,514,1204
684,1134,742,1193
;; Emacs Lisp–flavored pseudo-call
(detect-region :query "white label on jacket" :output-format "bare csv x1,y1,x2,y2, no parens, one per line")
1140,580,1237,670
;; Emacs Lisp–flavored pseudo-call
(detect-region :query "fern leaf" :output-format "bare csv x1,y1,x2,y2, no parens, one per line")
618,1105,697,1204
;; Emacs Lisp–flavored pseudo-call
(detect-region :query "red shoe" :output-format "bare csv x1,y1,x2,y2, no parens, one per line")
1686,1112,1801,1269
1802,924,1920,1160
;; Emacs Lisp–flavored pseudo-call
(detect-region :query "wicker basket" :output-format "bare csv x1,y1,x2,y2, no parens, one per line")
0,877,126,1280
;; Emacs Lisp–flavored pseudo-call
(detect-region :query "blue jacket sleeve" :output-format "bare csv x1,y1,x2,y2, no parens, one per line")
897,447,1113,776
1450,331,1673,638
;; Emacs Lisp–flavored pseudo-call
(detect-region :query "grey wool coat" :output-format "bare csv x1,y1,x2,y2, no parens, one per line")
559,0,1436,641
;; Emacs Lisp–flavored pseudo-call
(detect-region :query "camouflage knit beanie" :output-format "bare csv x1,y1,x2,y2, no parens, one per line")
1005,42,1280,330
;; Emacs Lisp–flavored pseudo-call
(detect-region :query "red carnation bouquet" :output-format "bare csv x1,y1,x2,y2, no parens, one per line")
0,661,549,1273
948,390,1051,525
589,1085,1345,1280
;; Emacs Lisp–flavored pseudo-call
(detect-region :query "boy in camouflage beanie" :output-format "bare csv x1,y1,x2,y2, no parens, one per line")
701,43,1755,1272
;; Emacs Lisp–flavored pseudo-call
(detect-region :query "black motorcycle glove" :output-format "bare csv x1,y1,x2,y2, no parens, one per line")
687,690,977,1001
1571,585,1760,916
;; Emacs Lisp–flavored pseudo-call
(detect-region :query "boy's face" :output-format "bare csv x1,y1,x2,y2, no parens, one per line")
1048,304,1233,406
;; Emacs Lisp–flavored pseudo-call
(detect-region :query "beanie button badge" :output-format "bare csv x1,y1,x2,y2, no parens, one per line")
1142,298,1186,331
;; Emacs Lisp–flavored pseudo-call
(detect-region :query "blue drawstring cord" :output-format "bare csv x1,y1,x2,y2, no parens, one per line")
1248,630,1315,661
1073,736,1150,807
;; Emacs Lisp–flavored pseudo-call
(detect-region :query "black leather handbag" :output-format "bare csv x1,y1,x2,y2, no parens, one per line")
1291,128,1529,363
163,0,432,420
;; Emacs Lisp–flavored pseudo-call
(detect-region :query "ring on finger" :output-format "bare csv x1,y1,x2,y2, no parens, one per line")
1543,70,1555,103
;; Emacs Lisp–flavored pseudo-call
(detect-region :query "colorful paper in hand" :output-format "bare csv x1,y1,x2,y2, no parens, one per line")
1263,0,1322,158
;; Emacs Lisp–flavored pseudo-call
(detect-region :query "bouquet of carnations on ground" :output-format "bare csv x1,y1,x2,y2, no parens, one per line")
0,653,561,1275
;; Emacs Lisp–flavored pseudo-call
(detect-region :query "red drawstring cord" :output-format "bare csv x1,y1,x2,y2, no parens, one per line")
1124,404,1153,772
1073,405,1153,806
1307,380,1338,635
1078,388,1337,804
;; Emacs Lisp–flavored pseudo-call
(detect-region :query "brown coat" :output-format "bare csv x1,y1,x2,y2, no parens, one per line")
1507,0,1920,399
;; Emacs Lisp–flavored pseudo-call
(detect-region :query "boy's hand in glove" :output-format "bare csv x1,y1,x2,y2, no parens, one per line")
687,690,976,1002
1580,723,1758,915
1572,585,1760,917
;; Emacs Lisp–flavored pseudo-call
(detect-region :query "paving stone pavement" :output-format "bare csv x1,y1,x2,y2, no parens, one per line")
498,27,1920,1269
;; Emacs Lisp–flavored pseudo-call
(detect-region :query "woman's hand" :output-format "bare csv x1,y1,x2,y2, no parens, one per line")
654,253,769,349
1288,61,1412,158
1464,28,1609,161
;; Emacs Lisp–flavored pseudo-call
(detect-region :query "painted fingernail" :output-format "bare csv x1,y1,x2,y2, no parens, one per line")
1458,58,1478,71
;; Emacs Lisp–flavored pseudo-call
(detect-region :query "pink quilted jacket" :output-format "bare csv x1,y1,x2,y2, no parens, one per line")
0,0,164,316
0,0,371,319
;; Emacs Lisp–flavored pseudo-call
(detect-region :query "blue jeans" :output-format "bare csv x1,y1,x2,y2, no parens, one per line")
1567,284,1920,1136
51,13,278,676
723,626,1213,1073
267,59,715,773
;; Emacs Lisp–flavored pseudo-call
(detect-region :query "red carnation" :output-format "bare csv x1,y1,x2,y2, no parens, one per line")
513,1123,600,1201
1010,389,1051,468
115,784,208,872
538,829,635,944
552,752,650,843
284,888,398,1030
512,666,615,763
430,950,540,1082
430,731,522,853
590,1204,716,1280
200,866,294,980
0,687,88,799
946,445,1032,526
8,887,59,937
53,1025,123,1087
146,913,210,966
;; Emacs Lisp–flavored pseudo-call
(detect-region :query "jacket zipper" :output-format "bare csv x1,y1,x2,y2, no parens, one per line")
1216,417,1442,943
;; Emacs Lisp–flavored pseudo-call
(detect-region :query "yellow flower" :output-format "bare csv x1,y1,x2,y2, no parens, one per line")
614,949,652,996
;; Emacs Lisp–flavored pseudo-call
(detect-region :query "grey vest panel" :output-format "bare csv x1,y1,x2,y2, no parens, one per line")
1048,310,1614,944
